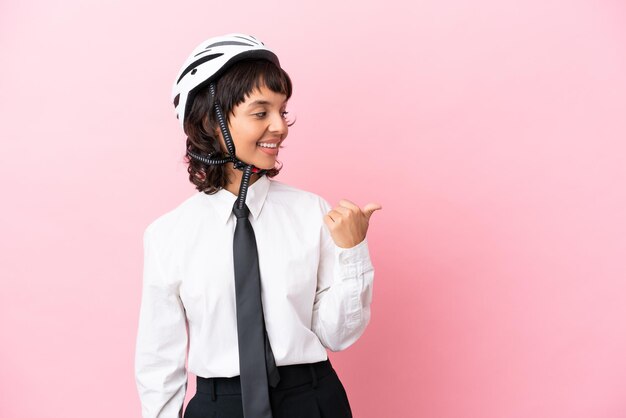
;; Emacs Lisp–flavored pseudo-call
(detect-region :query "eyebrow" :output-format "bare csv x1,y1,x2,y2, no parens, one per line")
246,99,287,108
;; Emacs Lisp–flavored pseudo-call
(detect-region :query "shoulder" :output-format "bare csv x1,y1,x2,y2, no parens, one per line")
143,192,208,242
267,179,332,213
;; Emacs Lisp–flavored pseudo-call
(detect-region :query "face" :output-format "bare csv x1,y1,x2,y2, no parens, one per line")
216,84,289,170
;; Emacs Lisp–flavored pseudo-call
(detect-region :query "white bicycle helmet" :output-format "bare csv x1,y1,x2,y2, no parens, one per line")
171,33,280,131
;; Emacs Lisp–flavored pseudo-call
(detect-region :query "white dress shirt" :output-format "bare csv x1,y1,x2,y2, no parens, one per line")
134,175,374,418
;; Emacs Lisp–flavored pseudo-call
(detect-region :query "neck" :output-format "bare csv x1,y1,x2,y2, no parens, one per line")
223,162,261,196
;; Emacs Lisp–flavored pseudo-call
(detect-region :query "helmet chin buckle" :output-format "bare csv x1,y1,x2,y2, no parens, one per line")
232,160,247,171
231,159,263,174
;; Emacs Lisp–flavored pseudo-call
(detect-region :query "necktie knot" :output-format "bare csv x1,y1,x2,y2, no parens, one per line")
233,202,250,219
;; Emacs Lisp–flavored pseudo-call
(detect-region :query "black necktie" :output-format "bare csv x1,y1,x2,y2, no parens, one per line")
232,202,280,418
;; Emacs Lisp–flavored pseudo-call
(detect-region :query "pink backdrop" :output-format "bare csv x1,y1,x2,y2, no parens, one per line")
1,0,626,417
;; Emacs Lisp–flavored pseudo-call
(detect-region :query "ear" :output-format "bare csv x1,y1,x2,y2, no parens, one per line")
201,115,221,140
200,115,211,134
212,126,228,153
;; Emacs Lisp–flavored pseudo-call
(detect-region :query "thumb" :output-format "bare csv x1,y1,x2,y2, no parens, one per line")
362,202,382,220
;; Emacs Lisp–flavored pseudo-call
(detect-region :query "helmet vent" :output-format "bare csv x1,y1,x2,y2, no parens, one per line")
206,40,253,49
177,53,224,84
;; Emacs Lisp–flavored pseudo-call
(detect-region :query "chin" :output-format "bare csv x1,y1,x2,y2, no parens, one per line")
252,155,278,171
256,162,277,171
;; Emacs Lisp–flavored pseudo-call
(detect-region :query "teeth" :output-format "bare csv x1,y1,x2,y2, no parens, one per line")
258,143,278,148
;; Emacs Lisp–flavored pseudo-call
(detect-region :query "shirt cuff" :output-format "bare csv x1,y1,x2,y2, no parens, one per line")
334,238,374,278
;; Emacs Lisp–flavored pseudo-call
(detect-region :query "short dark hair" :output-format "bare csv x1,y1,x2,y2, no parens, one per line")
183,58,293,194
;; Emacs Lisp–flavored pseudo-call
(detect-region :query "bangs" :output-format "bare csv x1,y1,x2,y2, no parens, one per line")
216,59,293,115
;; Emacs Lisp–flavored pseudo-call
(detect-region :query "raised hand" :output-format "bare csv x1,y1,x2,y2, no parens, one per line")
323,199,382,248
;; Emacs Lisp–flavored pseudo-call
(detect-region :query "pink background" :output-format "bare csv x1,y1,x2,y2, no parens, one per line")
1,0,626,417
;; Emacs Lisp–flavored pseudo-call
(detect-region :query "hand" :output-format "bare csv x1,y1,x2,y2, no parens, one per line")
323,199,382,248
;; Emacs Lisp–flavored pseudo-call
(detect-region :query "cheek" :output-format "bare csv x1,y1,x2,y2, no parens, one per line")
240,126,265,146
230,131,252,152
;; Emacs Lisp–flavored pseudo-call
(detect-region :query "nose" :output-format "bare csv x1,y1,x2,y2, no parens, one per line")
268,111,288,136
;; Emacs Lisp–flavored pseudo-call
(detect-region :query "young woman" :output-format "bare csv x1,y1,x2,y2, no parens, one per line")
135,33,381,418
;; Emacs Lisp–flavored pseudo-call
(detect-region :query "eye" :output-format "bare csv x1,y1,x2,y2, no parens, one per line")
281,111,289,119
253,112,267,118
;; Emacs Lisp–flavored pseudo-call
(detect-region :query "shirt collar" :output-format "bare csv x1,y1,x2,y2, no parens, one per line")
213,175,271,225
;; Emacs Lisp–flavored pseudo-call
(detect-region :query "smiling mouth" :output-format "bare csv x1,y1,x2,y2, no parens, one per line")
257,142,279,149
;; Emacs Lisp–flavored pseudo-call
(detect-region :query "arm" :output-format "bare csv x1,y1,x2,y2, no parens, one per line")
135,226,188,418
312,198,375,352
